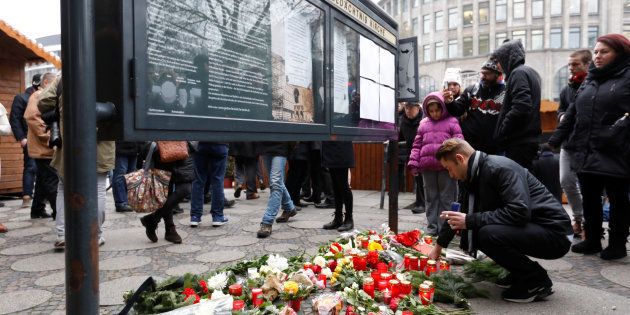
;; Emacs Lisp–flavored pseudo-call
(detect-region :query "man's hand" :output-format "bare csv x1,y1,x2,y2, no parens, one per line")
429,244,443,260
20,138,27,148
440,211,467,230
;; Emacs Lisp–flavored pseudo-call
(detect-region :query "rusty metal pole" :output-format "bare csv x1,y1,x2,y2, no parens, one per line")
61,0,99,312
387,140,399,234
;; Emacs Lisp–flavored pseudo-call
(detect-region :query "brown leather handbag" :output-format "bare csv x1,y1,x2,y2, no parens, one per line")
157,141,189,163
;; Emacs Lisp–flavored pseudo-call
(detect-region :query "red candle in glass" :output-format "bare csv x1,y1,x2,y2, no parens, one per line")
402,311,413,315
362,278,375,297
423,281,435,302
423,235,433,245
389,297,399,311
229,284,242,296
409,255,419,271
251,288,263,307
399,280,412,296
377,262,388,273
439,260,450,271
380,272,393,281
419,284,432,305
303,262,313,271
382,288,392,304
377,280,388,291
388,280,400,297
318,273,327,287
290,298,302,312
403,253,411,270
419,255,429,271
425,260,438,276
232,299,245,310
371,270,381,282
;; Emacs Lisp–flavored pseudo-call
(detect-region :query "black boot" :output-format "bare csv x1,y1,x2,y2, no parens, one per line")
337,212,354,232
164,225,182,244
601,232,628,260
322,210,343,230
140,214,159,243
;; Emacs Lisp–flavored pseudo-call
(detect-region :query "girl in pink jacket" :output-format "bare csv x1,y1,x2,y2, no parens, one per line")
408,92,463,235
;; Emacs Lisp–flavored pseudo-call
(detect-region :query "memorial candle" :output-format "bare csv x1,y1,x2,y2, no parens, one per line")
423,281,435,302
232,299,245,311
362,278,375,297
439,260,450,271
418,284,432,305
352,253,367,271
228,284,242,296
382,288,392,304
409,255,419,271
419,255,429,271
303,262,313,271
251,288,263,307
388,280,400,297
423,235,433,245
399,280,412,296
371,270,381,282
377,280,388,291
425,260,438,276
403,253,411,270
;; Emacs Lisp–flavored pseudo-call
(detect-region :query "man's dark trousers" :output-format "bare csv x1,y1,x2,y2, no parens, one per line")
23,146,37,197
31,158,58,217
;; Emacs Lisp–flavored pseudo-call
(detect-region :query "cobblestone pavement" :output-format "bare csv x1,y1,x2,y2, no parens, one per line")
0,189,629,314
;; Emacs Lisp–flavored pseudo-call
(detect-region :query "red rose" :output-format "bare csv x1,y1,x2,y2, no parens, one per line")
182,287,196,297
198,280,209,293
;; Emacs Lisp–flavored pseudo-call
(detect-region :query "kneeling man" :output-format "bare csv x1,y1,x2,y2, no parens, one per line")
429,138,572,303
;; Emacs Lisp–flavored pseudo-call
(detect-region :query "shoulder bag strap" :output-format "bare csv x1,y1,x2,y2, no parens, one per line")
143,142,157,172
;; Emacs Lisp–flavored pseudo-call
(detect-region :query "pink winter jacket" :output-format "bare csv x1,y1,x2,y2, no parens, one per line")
408,92,464,172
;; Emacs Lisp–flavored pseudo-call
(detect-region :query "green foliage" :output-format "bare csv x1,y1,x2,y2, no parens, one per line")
462,260,508,283
341,286,380,314
331,267,366,291
406,270,487,309
218,254,269,276
396,295,473,315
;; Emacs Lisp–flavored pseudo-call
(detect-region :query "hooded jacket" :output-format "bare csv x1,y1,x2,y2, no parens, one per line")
408,92,463,172
398,108,422,160
436,151,573,252
491,40,542,147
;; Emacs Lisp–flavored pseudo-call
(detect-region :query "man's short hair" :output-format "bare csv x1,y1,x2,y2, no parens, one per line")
41,72,55,84
435,138,475,161
570,49,592,65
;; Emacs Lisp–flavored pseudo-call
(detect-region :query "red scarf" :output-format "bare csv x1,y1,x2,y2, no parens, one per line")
569,72,587,86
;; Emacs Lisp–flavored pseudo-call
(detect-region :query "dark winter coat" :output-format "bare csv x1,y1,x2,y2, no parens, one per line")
491,40,542,147
437,151,572,252
555,80,581,149
115,141,142,156
322,141,355,169
289,142,311,161
9,86,36,141
530,150,562,203
398,110,422,161
256,142,295,157
229,142,257,158
144,142,195,183
549,55,630,179
446,81,505,154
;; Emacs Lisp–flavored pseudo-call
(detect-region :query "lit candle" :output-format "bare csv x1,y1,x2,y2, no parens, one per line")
290,298,302,312
362,238,369,249
419,255,429,271
425,260,438,276
251,288,263,307
423,281,435,302
362,278,375,298
403,253,411,270
388,280,400,297
423,235,433,245
399,280,412,296
371,270,381,282
401,311,413,315
409,255,419,271
303,262,313,271
418,284,432,305
377,280,388,291
228,284,242,296
383,288,392,304
381,272,393,281
439,260,450,271
232,299,245,311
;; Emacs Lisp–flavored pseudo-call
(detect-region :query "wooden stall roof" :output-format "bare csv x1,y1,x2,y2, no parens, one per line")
0,19,61,68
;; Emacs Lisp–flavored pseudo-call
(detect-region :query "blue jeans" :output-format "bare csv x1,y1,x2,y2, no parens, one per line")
112,153,138,206
261,155,294,225
191,143,228,221
22,145,37,197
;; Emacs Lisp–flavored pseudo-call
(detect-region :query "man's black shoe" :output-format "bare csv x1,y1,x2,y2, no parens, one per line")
31,212,52,219
314,200,334,209
0,202,4,207
571,239,602,254
501,283,553,303
234,186,243,198
302,196,321,204
115,204,133,213
224,199,235,208
600,245,628,260
411,206,425,214
495,273,513,288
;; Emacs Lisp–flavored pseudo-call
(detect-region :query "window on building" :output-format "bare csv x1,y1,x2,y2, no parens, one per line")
588,26,599,47
435,11,444,31
625,0,630,13
478,2,489,24
393,0,398,15
569,0,580,15
423,44,431,62
553,65,569,101
512,30,527,49
435,41,444,60
463,37,473,57
461,71,479,88
532,0,544,18
402,0,408,13
479,34,490,55
588,0,599,14
423,14,431,34
531,29,544,50
412,17,418,34
496,32,507,48
551,0,562,16
413,0,419,8
448,8,458,29
550,28,562,49
513,0,525,19
624,24,630,39
569,27,581,48
463,4,473,26
496,0,507,22
448,40,458,58
419,75,436,100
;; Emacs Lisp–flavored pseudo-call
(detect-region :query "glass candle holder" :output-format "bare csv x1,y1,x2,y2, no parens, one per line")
439,260,450,271
229,284,242,296
423,235,433,245
409,255,419,271
425,260,438,276
403,253,411,270
419,255,429,271
418,284,432,305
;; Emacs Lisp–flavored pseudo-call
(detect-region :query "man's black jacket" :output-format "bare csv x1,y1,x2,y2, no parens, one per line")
9,86,35,142
437,151,572,252
491,40,542,147
398,112,422,160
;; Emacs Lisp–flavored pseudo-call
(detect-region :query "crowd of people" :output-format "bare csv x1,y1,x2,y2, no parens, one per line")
0,34,628,304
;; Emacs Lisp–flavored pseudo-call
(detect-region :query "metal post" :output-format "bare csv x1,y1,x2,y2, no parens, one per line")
387,140,399,234
61,0,99,312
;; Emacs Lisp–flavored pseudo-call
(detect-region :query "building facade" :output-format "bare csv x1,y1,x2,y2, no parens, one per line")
378,0,630,101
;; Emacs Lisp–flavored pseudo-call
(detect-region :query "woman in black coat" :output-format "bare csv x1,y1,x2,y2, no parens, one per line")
321,141,355,231
140,142,195,244
549,34,630,260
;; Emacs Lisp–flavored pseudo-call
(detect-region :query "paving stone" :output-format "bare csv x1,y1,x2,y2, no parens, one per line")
305,247,320,257
35,271,65,287
166,244,202,254
469,281,630,314
165,264,209,276
216,235,259,247
41,234,57,242
307,234,340,244
602,265,630,288
11,253,65,272
197,229,228,237
530,257,573,271
1,242,52,256
265,243,300,253
5,226,51,238
98,227,188,251
249,217,263,224
243,224,263,233
100,255,152,271
0,213,7,218
0,206,13,213
270,231,301,240
1,221,32,230
106,212,126,220
14,208,31,214
288,220,328,229
100,276,149,306
0,238,4,246
196,250,246,263
10,215,34,222
0,290,52,314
